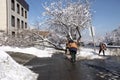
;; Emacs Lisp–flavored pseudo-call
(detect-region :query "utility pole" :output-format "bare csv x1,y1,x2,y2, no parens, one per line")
89,26,96,52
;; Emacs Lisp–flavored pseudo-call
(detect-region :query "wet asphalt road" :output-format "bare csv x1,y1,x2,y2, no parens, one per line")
24,52,120,80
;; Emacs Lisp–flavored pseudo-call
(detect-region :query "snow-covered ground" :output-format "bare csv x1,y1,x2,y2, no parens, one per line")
77,48,109,59
0,46,110,60
0,46,110,80
0,46,53,58
0,46,55,80
0,46,110,59
0,50,38,80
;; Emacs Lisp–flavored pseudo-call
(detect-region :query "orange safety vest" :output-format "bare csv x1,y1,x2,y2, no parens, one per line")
69,42,78,49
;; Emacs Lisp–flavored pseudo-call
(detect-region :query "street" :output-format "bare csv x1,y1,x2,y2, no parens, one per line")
25,52,120,80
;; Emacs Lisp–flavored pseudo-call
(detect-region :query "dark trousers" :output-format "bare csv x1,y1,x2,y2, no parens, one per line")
99,49,105,56
69,48,77,62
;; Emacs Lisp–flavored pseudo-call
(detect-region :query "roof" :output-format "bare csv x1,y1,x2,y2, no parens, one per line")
16,0,29,11
31,29,50,37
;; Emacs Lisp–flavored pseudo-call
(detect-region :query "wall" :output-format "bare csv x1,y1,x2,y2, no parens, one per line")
0,0,7,32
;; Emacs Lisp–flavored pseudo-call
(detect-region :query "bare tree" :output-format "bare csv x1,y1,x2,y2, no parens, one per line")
0,0,92,51
43,0,92,42
104,27,120,45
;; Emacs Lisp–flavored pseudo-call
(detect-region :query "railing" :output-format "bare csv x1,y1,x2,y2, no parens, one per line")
107,46,120,48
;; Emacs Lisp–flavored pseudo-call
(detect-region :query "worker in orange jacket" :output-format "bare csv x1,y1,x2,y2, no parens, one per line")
67,40,78,63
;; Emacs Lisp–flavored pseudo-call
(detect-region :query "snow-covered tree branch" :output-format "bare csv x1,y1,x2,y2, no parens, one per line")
0,29,65,50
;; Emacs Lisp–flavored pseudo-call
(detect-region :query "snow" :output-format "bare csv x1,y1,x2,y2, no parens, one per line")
0,50,38,80
0,46,57,80
0,46,110,60
0,46,55,80
77,48,109,59
45,7,50,11
0,46,53,58
0,45,112,80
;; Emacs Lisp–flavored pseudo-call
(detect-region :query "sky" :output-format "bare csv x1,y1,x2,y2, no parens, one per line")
26,0,120,37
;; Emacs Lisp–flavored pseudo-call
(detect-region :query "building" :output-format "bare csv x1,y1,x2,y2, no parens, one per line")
0,0,29,36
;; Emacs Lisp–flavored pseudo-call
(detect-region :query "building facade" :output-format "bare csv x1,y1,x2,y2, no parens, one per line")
0,0,29,36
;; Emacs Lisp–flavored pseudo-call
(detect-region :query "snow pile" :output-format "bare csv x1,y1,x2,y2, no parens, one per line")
0,50,38,80
0,46,53,57
77,48,108,59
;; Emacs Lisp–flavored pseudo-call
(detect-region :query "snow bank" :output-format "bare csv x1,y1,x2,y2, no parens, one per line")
0,50,38,80
77,48,108,59
0,46,53,57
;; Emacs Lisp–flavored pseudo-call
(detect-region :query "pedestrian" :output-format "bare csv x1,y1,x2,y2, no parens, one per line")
68,40,78,63
98,42,107,56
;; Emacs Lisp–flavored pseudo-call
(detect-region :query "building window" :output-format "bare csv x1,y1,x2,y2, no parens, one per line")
17,4,20,14
21,20,24,29
17,18,20,29
25,22,27,29
12,31,15,37
25,11,27,18
11,15,15,27
11,0,15,11
21,8,24,16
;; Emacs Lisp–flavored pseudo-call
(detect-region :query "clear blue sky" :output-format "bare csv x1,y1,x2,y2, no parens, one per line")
26,0,120,36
